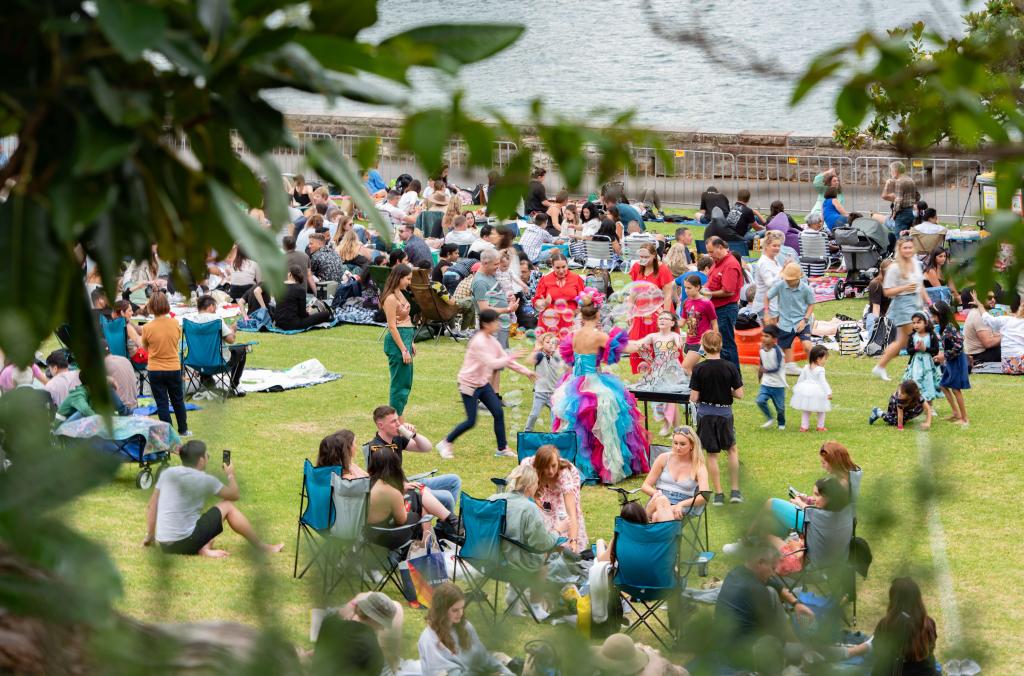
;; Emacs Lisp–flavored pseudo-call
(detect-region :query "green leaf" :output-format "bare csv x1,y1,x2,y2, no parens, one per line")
258,155,290,229
379,23,524,73
207,179,285,296
791,59,843,105
400,110,449,175
155,33,209,77
95,0,168,62
72,116,137,176
87,69,124,125
225,96,286,156
295,34,409,83
835,83,871,126
306,142,392,247
356,136,379,172
198,0,232,41
459,120,496,168
487,150,533,220
309,0,377,39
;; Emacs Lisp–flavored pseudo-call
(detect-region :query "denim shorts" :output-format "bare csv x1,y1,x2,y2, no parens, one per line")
778,325,811,349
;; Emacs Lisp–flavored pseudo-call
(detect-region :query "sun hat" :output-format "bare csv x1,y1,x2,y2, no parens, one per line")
781,262,803,282
592,633,649,674
428,191,449,207
355,592,396,628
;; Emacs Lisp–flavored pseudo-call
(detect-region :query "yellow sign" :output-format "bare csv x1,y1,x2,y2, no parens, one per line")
674,150,686,157
911,159,923,168
787,157,798,165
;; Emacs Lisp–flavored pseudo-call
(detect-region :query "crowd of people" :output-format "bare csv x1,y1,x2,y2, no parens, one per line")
5,158,1010,675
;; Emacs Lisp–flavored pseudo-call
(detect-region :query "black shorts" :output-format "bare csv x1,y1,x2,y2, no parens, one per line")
697,414,736,453
159,506,224,555
683,343,702,354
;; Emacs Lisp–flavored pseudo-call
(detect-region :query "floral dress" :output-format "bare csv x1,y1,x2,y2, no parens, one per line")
903,332,943,401
520,457,589,551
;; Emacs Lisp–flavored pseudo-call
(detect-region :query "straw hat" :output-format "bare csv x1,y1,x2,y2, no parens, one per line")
592,633,649,674
781,262,803,282
427,191,449,207
355,592,396,628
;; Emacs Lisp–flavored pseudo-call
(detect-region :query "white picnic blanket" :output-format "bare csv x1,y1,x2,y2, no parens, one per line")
237,359,342,393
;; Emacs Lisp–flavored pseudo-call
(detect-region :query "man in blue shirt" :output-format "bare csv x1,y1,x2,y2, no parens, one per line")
604,195,646,232
766,263,816,372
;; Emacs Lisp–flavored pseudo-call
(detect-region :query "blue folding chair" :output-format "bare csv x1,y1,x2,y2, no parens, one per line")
514,431,595,483
613,517,683,650
293,459,341,580
453,493,553,625
181,318,231,396
101,315,148,395
695,239,708,255
727,240,750,258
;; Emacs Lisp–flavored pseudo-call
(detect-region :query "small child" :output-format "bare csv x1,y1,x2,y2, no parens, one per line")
680,273,717,375
930,300,970,425
755,325,787,430
870,379,933,430
903,311,943,403
790,344,832,432
524,332,564,432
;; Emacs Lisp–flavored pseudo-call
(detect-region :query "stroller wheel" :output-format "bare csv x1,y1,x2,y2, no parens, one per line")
834,279,846,300
136,468,154,490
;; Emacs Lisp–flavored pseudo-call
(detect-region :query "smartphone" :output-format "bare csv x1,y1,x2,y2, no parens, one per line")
787,485,799,499
223,449,231,466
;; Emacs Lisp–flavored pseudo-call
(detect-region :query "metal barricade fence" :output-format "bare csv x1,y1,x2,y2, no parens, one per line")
734,154,855,215
852,156,987,222
627,147,737,210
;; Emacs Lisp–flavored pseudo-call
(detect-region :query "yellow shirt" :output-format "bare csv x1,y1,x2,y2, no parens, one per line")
141,315,181,371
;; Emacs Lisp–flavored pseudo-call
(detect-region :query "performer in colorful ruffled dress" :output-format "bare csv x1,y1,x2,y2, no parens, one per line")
551,293,650,484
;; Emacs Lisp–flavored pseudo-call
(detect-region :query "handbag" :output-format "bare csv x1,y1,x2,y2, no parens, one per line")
398,533,448,607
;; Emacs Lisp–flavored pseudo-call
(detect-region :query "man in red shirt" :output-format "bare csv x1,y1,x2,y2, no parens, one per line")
705,236,743,367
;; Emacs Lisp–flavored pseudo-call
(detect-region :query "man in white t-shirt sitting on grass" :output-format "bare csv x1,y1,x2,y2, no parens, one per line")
143,440,283,557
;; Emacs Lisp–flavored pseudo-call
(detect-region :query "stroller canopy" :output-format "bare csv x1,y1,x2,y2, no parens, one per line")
849,217,890,251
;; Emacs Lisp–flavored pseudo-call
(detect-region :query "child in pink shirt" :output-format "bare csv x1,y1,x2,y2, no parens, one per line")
436,310,535,459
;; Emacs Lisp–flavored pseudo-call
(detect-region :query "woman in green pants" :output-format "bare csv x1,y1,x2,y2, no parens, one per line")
381,264,416,418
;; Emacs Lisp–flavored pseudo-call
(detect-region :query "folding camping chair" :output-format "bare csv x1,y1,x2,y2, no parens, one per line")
360,442,438,484
612,518,684,650
583,236,616,272
489,431,587,489
408,268,462,342
452,493,559,625
727,240,750,259
181,319,252,397
293,459,340,580
100,315,148,395
780,505,868,625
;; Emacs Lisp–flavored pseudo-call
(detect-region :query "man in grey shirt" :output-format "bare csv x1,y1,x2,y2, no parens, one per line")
143,441,283,557
471,249,518,349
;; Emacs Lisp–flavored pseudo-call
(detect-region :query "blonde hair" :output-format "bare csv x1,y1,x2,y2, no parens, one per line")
663,243,690,275
505,464,538,494
337,231,362,261
671,426,706,480
441,197,462,231
763,230,784,246
700,330,722,354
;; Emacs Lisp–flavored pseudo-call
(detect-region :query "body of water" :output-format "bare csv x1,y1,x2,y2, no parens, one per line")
264,0,978,134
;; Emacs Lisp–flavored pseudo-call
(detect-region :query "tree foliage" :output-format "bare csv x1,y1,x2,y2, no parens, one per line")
0,0,666,409
795,0,1024,295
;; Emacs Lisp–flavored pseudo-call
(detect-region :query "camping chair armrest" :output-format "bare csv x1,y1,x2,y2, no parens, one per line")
490,477,507,489
606,486,643,504
500,534,561,556
365,515,433,536
409,468,438,482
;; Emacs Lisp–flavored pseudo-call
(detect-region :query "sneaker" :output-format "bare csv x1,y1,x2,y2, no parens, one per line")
179,430,193,438
437,440,455,460
495,448,516,458
730,490,744,504
785,363,802,376
799,427,809,432
871,365,891,381
722,541,744,555
712,493,725,506
816,427,828,432
778,425,786,431
869,407,882,425
760,419,776,429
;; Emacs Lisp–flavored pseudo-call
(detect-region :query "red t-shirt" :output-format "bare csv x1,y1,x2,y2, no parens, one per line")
629,262,674,293
682,297,717,345
534,271,585,309
707,254,743,308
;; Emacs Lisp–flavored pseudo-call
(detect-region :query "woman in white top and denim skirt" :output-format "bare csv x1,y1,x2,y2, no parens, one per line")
872,237,932,381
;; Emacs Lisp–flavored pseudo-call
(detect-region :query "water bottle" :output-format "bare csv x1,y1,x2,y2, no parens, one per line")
697,553,709,577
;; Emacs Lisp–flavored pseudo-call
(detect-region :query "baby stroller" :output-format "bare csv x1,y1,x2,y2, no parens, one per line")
831,217,888,299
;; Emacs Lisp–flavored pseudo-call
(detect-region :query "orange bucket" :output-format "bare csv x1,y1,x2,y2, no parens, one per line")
736,327,807,365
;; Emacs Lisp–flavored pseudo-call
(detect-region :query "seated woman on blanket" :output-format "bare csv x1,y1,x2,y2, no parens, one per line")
366,446,458,548
251,264,333,331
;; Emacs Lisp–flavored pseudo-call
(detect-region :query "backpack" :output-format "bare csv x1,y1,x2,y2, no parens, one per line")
585,270,613,295
864,316,896,356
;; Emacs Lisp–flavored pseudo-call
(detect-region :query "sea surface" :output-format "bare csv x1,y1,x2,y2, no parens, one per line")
263,0,980,134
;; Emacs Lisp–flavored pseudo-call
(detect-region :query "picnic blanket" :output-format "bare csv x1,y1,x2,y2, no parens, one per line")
808,275,841,303
236,307,341,333
132,397,202,417
54,415,181,452
971,362,1018,375
237,359,342,393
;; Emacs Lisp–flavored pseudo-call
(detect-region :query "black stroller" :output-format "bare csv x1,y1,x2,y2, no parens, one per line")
832,217,889,299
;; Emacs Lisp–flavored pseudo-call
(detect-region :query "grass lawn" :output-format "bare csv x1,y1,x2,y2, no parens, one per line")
59,255,1019,672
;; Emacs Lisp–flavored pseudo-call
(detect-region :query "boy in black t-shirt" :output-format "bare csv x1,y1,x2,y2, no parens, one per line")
689,330,745,506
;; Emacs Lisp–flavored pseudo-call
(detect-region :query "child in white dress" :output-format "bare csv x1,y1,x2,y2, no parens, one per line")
790,345,832,432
